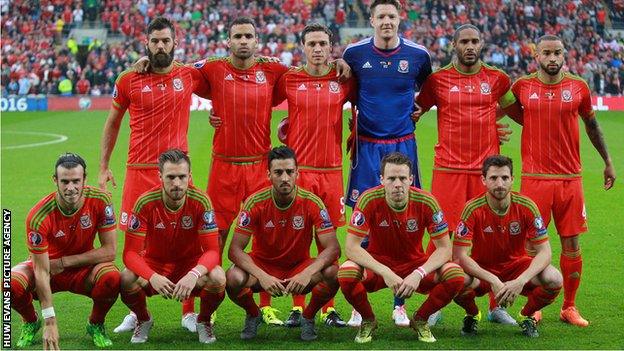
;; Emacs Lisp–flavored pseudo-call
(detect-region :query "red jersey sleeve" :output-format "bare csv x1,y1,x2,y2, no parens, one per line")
521,200,549,245
578,80,595,120
112,72,131,112
416,75,437,112
453,212,475,247
25,208,51,255
189,65,211,99
234,204,258,237
96,196,117,231
273,71,288,106
347,204,370,238
344,76,357,103
424,199,449,240
494,72,516,109
309,199,334,236
123,208,154,280
270,62,289,107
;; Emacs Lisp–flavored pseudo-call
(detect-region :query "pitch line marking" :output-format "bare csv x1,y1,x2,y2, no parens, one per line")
1,131,69,150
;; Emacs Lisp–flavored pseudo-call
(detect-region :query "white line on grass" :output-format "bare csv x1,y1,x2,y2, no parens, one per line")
1,131,68,150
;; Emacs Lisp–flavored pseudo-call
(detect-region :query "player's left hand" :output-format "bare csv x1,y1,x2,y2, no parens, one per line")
209,109,222,129
48,259,64,275
395,272,421,299
495,278,524,307
172,273,199,301
496,122,512,144
334,59,352,82
411,103,424,123
604,163,616,190
284,270,313,295
258,55,281,63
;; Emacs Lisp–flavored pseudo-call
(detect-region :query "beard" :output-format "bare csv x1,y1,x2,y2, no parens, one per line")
540,61,563,76
457,52,479,67
148,48,174,69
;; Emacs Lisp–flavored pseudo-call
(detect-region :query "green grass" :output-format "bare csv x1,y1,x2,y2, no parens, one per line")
2,110,623,349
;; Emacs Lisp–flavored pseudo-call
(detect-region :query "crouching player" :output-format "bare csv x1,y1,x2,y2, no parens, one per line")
119,149,225,344
453,155,562,337
338,152,464,343
11,153,120,349
226,146,340,341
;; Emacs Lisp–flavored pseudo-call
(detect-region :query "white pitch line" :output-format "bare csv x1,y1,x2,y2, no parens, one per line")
1,131,69,150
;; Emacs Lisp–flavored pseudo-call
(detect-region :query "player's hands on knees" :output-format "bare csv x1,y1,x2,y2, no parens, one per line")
97,168,116,191
382,270,403,295
495,278,524,307
48,259,64,275
258,274,286,297
172,273,198,301
496,122,512,144
285,270,313,295
395,272,421,299
149,274,175,299
43,317,60,350
334,58,352,82
209,109,222,129
604,163,616,190
131,56,150,73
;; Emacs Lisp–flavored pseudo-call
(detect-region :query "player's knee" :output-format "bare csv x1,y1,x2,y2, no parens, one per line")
120,268,139,290
337,261,363,290
439,263,465,292
91,265,121,299
322,264,339,281
225,266,246,289
542,265,563,290
209,266,226,286
561,235,580,251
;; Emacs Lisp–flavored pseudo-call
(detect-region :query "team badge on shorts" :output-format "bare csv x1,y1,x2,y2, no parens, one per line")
292,215,304,230
480,82,491,95
351,211,365,226
239,211,251,227
255,71,266,84
28,231,43,246
509,221,521,235
173,78,184,92
129,215,140,231
80,214,92,229
398,60,409,73
406,218,418,232
561,89,572,102
181,215,193,229
329,81,340,93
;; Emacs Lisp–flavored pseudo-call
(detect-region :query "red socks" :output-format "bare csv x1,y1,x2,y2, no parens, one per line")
198,284,225,323
560,248,582,309
10,272,38,323
338,266,374,320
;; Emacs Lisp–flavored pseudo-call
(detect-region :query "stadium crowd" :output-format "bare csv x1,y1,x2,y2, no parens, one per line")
2,0,623,96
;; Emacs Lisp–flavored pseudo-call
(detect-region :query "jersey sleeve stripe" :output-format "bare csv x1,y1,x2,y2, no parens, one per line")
460,196,487,220
29,199,56,231
133,191,162,213
356,188,385,209
510,193,542,216
241,189,272,211
453,238,472,246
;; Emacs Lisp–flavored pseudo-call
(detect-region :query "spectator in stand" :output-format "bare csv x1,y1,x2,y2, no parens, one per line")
76,73,91,95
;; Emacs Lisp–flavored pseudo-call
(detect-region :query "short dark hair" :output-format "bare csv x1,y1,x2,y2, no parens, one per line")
54,152,87,178
147,17,175,38
536,34,563,46
380,152,412,176
301,23,333,45
370,0,401,14
229,17,257,37
481,155,513,177
158,149,190,172
453,24,481,42
268,146,297,170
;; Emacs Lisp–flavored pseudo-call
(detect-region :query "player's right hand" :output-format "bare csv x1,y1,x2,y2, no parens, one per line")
209,110,222,129
172,273,198,301
604,163,616,190
131,56,150,73
258,274,286,297
98,168,116,191
382,271,403,295
411,103,423,122
496,122,512,144
43,318,60,350
149,274,176,299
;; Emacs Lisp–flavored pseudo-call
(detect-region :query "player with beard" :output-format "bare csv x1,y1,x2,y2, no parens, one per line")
414,24,522,325
511,35,616,327
100,17,210,334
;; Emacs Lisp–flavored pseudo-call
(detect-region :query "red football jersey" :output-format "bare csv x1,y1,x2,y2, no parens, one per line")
126,185,218,268
453,192,549,270
347,185,449,270
26,186,116,258
112,63,209,166
234,186,334,269
274,66,355,169
195,57,288,162
417,63,515,171
512,73,594,178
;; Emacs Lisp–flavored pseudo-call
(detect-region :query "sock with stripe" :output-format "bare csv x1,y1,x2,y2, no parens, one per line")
11,273,38,323
182,297,195,315
454,287,480,316
258,291,272,308
521,284,562,316
303,282,337,319
414,266,464,320
121,286,150,321
338,266,374,320
198,284,225,323
292,294,306,309
89,266,120,324
561,248,582,309
230,288,260,317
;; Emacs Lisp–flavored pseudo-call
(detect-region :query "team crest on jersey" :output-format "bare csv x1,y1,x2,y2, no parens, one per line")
350,189,360,203
112,85,118,98
28,231,43,246
398,60,409,73
193,59,206,68
120,212,128,225
406,219,418,232
456,221,468,237
561,89,572,102
329,81,340,93
181,215,193,229
129,215,140,231
239,211,251,227
351,211,365,227
80,214,92,229
255,71,266,84
480,82,491,95
173,78,184,92
104,205,115,226
292,215,304,230
509,221,521,235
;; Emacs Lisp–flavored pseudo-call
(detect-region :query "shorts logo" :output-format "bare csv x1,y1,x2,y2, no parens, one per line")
292,215,304,230
255,71,266,84
398,60,409,73
120,212,128,225
480,82,491,95
350,189,360,203
129,215,140,231
193,59,206,68
581,204,586,219
456,221,468,237
28,231,43,246
112,85,118,98
351,211,365,227
329,81,340,93
406,218,418,232
181,215,193,229
561,89,572,102
239,211,251,227
80,214,92,229
509,221,521,235
104,205,116,226
173,78,183,92
432,211,444,225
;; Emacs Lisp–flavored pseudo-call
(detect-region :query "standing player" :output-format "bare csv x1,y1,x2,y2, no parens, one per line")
119,149,225,344
99,17,209,332
338,152,465,343
415,24,521,325
512,35,616,327
453,155,563,337
11,153,119,349
259,23,356,328
342,0,432,325
226,146,341,341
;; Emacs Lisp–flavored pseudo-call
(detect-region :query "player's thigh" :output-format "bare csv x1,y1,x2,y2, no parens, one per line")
52,266,93,296
431,171,474,233
208,159,245,229
530,264,563,289
347,140,383,206
84,262,119,292
498,257,533,283
394,137,421,188
11,261,35,291
520,177,554,225
120,168,160,230
552,178,587,237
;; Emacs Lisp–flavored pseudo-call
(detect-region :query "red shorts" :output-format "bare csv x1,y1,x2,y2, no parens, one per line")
476,256,535,295
207,158,269,230
250,257,316,282
298,169,345,227
141,258,197,296
21,260,93,296
120,167,160,231
361,257,438,294
521,177,587,237
431,170,484,233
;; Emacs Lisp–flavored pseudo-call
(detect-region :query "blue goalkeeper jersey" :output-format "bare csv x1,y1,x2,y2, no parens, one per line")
343,37,432,139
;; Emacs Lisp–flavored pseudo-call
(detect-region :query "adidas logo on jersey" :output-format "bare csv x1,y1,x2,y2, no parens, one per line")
54,230,65,238
265,220,275,228
297,83,307,91
484,226,494,233
155,222,165,229
379,220,389,227
362,61,372,69
225,74,234,81
529,92,539,99
450,85,459,92
141,85,152,93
